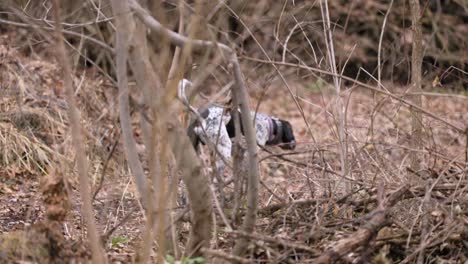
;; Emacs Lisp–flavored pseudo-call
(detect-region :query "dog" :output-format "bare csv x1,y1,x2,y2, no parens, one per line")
178,79,296,176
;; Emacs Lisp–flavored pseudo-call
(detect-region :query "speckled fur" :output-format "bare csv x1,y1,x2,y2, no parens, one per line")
193,107,232,175
252,112,273,146
192,106,295,176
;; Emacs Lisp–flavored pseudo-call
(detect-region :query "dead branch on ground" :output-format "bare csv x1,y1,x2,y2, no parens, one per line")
313,185,409,263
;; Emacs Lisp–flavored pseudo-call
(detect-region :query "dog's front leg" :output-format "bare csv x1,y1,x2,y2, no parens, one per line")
193,119,232,178
214,129,232,177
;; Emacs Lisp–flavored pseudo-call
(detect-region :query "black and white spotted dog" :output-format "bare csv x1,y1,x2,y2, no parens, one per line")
178,79,296,176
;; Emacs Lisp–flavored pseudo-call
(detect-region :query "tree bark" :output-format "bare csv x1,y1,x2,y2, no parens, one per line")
111,0,149,204
231,55,259,257
167,120,213,255
409,0,424,179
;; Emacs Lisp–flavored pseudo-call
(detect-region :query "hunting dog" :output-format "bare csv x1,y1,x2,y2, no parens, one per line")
178,79,296,176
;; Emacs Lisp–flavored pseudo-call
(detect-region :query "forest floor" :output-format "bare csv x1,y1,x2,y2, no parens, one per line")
0,32,467,263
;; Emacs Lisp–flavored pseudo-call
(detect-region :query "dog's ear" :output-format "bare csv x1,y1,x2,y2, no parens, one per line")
280,120,296,149
187,118,201,150
187,108,211,150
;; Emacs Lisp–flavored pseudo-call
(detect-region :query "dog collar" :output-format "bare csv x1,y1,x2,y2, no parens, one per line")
267,118,282,145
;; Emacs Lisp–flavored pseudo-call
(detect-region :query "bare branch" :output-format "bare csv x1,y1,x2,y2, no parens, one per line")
128,0,231,56
201,248,253,264
111,0,149,204
320,0,349,192
128,0,260,257
241,57,465,133
51,0,106,262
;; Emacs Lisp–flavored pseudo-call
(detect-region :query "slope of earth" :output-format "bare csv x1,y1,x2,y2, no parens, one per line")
0,33,143,263
0,30,467,262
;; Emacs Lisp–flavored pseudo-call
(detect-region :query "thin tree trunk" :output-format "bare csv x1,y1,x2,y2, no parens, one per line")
126,17,162,264
51,0,106,263
111,0,149,204
320,0,349,193
166,120,213,255
409,0,424,179
126,1,214,256
128,0,259,257
231,55,259,257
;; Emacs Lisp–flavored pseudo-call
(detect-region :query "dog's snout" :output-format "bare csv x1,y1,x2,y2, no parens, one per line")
290,141,296,149
288,140,296,149
280,140,296,150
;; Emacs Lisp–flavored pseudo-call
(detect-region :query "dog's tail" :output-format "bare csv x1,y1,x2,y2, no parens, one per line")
177,79,191,106
177,79,203,150
177,78,201,116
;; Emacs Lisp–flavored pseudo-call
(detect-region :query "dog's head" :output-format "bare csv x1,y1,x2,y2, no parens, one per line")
278,119,296,150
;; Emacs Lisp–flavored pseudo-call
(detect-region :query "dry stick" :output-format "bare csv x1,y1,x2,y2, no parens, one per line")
0,17,115,53
201,248,253,264
128,22,159,163
128,0,231,56
111,0,148,205
111,2,157,261
399,222,460,264
230,230,320,256
377,0,394,95
320,0,349,193
51,0,106,263
128,0,259,257
230,54,260,257
313,185,410,264
222,3,319,149
258,145,356,183
231,91,244,223
92,130,121,201
209,184,233,231
101,206,139,244
165,0,185,258
167,1,184,82
129,2,187,260
409,0,424,176
167,118,213,256
260,187,363,216
152,109,170,264
417,182,432,264
241,57,466,134
125,15,162,263
406,91,468,100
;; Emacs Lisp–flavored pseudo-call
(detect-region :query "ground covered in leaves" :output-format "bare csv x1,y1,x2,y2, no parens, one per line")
0,26,467,264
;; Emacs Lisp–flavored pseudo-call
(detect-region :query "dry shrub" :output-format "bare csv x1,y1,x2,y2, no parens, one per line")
0,120,54,173
1,42,64,174
230,1,467,88
0,230,50,263
0,28,120,262
0,2,466,263
0,221,86,263
0,33,120,180
2,1,465,88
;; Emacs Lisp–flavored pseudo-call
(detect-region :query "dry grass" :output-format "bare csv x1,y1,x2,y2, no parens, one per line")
0,119,53,174
0,0,466,262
